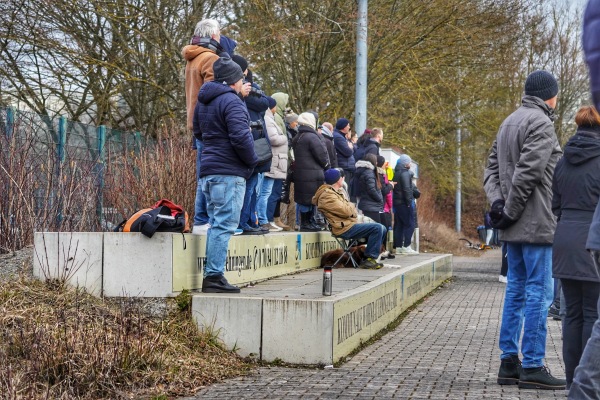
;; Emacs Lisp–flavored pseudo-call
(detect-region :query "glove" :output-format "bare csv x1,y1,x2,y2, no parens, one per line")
490,212,516,230
490,199,505,223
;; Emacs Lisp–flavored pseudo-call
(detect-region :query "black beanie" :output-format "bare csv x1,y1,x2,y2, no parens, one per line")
231,54,249,72
213,56,244,85
525,70,559,101
336,118,350,130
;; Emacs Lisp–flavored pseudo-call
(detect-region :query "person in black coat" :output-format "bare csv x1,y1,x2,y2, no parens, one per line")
320,123,338,168
291,112,330,231
552,106,600,389
392,154,417,254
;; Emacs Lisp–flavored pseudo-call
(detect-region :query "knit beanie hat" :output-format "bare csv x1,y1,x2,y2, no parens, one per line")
267,96,277,110
231,54,249,72
298,112,316,129
336,118,350,130
213,56,244,85
398,154,411,166
524,70,559,101
324,168,341,185
285,113,299,124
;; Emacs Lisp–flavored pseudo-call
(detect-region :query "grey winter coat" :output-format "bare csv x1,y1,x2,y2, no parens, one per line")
484,95,562,244
264,108,288,180
553,126,600,282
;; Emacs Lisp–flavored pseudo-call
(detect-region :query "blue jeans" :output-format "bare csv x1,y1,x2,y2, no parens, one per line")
257,176,275,225
239,172,259,229
194,139,209,226
201,175,245,277
499,243,553,368
339,223,386,259
267,179,283,220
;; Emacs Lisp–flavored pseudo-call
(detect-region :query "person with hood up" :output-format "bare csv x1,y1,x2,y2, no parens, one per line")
552,106,600,393
193,55,257,293
291,112,330,231
569,2,600,397
393,154,418,255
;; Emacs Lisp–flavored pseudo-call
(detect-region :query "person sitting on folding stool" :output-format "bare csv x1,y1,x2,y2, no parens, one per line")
312,169,387,269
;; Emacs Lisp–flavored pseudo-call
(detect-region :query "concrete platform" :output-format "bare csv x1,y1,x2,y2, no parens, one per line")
192,253,452,365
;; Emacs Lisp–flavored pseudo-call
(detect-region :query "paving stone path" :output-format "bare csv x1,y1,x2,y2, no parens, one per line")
184,250,565,399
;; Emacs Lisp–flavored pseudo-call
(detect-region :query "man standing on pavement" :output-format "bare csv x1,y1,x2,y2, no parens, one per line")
183,19,224,235
193,55,258,293
313,169,386,269
484,70,565,390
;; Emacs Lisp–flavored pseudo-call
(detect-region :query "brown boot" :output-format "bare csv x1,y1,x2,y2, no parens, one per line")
274,217,292,231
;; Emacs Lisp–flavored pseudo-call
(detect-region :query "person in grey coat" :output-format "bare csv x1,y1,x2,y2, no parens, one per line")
569,1,600,398
484,70,565,390
552,106,600,391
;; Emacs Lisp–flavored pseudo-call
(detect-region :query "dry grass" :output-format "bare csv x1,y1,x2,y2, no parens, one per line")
415,178,483,256
0,277,252,399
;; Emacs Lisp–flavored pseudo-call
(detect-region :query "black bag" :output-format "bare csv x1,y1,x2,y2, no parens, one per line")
254,136,272,166
413,185,421,199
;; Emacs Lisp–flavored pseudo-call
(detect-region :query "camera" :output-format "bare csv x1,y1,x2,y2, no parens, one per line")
248,86,265,98
250,120,264,131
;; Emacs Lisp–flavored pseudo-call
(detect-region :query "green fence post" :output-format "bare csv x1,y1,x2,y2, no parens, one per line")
55,116,67,226
6,107,14,140
96,125,106,225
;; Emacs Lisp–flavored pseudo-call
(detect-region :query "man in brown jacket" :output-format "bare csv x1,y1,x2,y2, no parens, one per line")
313,169,386,269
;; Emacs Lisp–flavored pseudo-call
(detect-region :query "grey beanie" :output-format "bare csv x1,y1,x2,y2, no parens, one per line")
285,113,299,124
213,56,244,85
524,70,559,101
398,154,412,166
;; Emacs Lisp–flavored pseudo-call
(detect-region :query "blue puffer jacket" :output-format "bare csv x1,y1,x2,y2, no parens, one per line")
584,0,600,110
333,129,355,172
193,81,258,179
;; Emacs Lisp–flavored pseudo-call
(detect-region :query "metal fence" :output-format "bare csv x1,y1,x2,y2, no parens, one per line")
0,107,152,249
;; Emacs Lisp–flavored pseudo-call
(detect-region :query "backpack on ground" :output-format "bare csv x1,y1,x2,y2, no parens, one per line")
114,199,190,238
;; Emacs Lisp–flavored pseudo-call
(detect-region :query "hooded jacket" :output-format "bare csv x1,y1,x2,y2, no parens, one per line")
271,92,289,137
354,160,383,212
552,126,600,281
182,45,219,131
264,108,288,180
312,184,357,235
321,126,338,168
194,81,258,179
393,162,414,207
484,95,562,244
292,125,330,205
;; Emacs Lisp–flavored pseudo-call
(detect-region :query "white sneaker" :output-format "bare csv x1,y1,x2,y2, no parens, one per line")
396,247,406,254
269,221,283,232
499,275,507,283
380,250,390,259
192,224,211,235
403,246,419,255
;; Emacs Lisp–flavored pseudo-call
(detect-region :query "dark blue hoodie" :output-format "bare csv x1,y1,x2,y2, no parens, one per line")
193,81,258,179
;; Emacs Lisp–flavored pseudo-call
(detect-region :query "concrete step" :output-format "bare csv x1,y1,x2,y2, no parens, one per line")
192,253,452,365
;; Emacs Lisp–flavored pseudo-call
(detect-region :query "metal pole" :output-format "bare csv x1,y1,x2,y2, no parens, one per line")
455,118,462,233
355,0,368,136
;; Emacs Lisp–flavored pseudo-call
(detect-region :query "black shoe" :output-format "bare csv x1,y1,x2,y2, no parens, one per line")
497,355,521,385
518,366,566,390
548,304,561,321
202,275,241,293
300,223,322,232
241,226,263,235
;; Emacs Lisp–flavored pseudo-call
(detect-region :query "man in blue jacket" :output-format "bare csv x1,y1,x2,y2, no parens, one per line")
570,1,600,398
193,56,258,293
333,118,356,199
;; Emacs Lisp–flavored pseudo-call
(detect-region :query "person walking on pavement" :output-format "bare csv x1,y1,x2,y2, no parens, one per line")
552,105,600,393
484,70,565,390
569,1,600,398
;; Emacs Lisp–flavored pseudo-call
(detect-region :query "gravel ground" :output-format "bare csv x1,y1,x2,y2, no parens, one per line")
0,245,33,282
